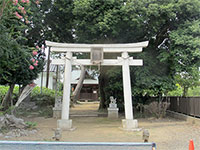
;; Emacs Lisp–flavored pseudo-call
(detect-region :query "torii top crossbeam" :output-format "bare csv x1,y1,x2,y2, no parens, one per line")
45,41,149,66
45,41,149,53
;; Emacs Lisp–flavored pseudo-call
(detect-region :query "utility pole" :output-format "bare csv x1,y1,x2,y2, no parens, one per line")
46,47,51,88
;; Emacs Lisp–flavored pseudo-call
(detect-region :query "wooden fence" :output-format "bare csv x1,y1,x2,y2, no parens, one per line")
168,97,200,117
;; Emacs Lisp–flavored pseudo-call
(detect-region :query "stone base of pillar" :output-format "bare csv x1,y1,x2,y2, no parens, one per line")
57,119,74,131
122,119,141,131
108,108,119,118
53,107,61,119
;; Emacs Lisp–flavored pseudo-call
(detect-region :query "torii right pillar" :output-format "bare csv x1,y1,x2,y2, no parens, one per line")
121,51,138,130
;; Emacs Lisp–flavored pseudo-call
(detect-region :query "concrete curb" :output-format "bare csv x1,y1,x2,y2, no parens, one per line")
167,110,200,125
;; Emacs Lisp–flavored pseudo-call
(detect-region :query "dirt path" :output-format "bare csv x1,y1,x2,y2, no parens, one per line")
1,102,200,150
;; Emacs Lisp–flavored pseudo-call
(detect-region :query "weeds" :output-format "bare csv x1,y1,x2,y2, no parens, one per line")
25,121,37,129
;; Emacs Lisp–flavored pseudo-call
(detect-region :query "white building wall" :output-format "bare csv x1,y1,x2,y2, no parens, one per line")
34,72,54,90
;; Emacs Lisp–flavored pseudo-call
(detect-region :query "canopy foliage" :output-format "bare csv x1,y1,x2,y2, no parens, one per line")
39,0,200,108
1,0,200,109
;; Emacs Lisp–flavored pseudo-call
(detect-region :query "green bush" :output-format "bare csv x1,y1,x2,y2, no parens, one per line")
0,86,19,104
187,86,200,96
31,86,62,106
0,85,62,107
31,93,55,106
167,84,183,96
0,86,9,103
167,84,200,97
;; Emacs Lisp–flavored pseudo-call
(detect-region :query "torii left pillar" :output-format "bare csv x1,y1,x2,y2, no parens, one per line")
57,52,73,130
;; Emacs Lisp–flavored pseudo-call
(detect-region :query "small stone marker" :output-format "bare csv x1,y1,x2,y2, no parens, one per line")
108,96,119,118
52,128,62,141
143,129,150,142
53,97,62,118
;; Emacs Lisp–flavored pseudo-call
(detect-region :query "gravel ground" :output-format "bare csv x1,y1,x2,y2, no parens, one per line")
0,102,199,150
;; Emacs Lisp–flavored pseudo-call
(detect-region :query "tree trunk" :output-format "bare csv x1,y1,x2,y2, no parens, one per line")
183,86,188,97
98,74,107,110
19,85,26,96
0,0,7,20
71,65,86,104
1,84,15,109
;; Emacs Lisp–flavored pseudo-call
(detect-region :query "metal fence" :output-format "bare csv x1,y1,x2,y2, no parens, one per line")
168,97,200,117
0,141,156,150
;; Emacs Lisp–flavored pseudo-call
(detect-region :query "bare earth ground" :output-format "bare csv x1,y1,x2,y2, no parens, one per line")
1,102,200,150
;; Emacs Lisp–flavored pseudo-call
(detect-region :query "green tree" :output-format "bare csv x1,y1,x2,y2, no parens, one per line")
42,0,74,43
37,0,200,110
188,86,200,97
0,0,45,109
72,0,200,109
169,20,200,96
175,68,200,96
167,84,183,96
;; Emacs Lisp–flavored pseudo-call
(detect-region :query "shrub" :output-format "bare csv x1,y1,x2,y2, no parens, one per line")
38,106,53,117
167,83,183,96
32,86,54,97
0,85,62,107
31,86,62,106
187,86,200,96
0,86,19,104
31,93,55,106
144,101,170,118
0,86,9,103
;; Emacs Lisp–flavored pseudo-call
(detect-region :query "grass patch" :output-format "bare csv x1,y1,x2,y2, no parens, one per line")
25,121,37,129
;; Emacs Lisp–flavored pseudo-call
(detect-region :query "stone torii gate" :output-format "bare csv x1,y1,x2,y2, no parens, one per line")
46,41,149,130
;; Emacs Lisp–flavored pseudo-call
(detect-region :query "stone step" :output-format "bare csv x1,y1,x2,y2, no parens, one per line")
69,114,98,117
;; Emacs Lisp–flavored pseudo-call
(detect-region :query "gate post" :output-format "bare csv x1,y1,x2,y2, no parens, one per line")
57,52,73,130
122,52,138,130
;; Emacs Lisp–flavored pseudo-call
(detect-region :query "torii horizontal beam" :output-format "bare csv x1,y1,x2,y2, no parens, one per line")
46,41,149,53
51,57,143,66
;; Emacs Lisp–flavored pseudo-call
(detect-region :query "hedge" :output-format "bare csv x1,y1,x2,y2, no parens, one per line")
0,85,62,106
